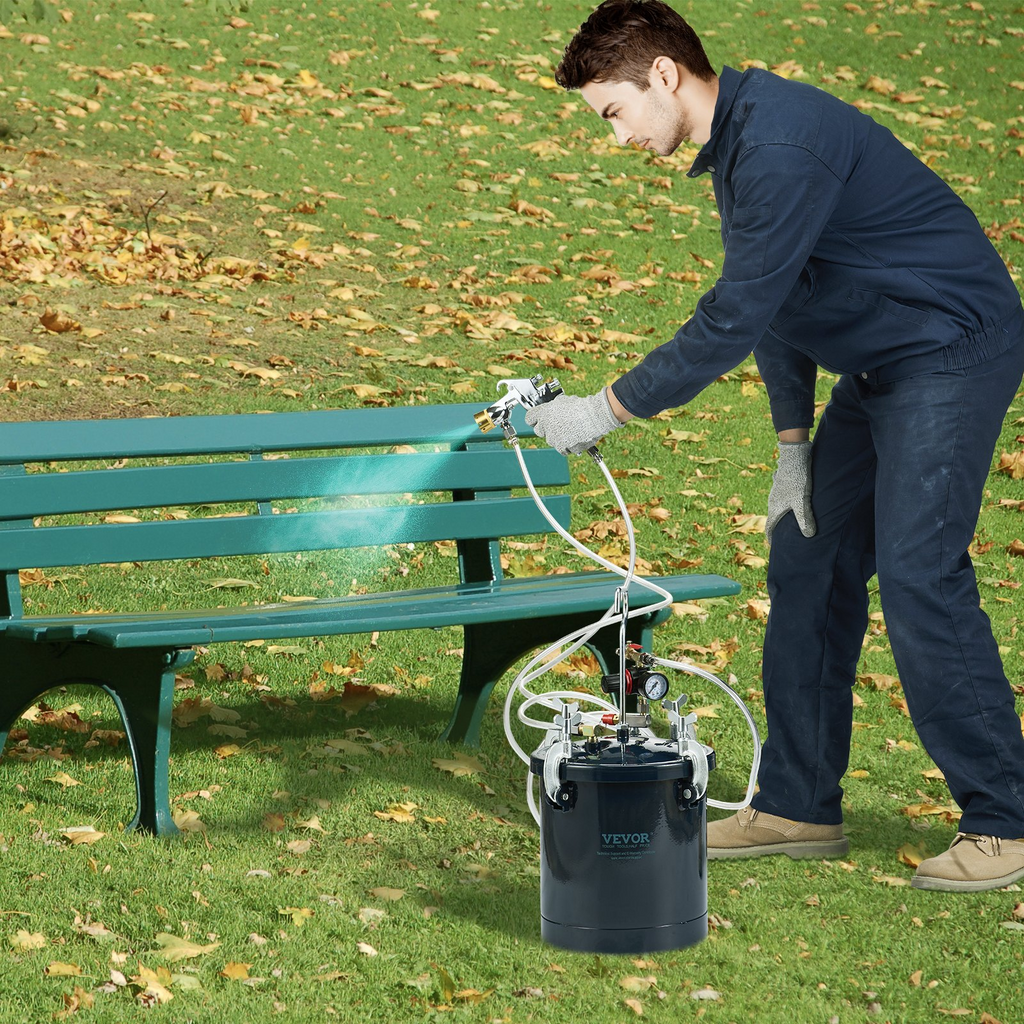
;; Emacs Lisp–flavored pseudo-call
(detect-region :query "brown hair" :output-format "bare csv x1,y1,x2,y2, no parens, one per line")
555,0,715,92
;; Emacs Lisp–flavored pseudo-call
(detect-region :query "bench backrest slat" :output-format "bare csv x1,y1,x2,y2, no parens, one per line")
0,448,567,520
1,496,570,570
0,404,523,463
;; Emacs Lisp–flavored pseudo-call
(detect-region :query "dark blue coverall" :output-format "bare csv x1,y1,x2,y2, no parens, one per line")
611,66,1024,836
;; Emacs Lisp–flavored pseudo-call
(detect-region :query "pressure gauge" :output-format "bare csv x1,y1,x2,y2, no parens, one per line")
639,671,670,702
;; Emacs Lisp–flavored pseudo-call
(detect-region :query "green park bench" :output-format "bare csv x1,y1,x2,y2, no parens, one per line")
0,403,739,836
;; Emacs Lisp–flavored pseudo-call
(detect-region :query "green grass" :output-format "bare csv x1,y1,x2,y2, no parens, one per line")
1,1,1024,1021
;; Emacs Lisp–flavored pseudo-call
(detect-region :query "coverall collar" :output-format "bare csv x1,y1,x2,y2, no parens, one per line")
687,65,742,178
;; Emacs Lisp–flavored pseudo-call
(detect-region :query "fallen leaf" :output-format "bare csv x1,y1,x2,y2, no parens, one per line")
373,801,417,823
61,826,106,846
9,930,47,950
896,843,930,869
369,887,405,902
624,998,644,1015
40,307,80,333
356,941,378,957
278,907,313,927
432,753,485,777
219,962,251,981
455,989,495,1004
45,962,82,977
45,772,80,788
171,809,206,832
153,933,221,963
620,975,657,992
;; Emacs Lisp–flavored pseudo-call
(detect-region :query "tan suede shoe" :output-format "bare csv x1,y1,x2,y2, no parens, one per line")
707,805,849,860
911,833,1024,892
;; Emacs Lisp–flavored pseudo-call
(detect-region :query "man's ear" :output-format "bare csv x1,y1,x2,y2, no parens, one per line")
650,56,680,93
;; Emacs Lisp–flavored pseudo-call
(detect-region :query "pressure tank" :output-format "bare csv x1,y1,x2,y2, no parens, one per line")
530,733,715,953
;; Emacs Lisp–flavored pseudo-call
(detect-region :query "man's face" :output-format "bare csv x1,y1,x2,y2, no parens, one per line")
580,69,693,156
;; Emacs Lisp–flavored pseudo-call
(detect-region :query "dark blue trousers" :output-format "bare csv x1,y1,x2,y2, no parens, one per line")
753,342,1024,836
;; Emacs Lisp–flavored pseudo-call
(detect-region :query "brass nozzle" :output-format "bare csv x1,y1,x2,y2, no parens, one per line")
474,409,497,432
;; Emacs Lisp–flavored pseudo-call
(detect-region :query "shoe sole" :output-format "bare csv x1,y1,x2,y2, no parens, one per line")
910,864,1024,892
708,837,849,861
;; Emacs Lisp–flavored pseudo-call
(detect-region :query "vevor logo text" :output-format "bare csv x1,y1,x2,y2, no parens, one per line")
601,832,650,846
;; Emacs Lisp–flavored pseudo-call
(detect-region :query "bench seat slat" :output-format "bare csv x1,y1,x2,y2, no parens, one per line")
0,403,530,463
0,495,570,570
1,572,740,648
0,448,568,519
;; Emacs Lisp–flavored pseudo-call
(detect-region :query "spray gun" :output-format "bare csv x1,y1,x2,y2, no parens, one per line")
474,375,563,438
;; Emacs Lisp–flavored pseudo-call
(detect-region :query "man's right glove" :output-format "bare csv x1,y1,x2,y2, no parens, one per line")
524,389,623,455
765,440,817,545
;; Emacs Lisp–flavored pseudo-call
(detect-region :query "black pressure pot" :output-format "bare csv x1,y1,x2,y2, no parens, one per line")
530,733,715,953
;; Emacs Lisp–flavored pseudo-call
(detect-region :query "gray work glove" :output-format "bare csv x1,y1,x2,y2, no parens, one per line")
765,440,817,545
524,389,623,456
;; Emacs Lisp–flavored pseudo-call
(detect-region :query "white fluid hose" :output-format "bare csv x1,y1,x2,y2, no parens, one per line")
651,657,762,811
501,433,761,824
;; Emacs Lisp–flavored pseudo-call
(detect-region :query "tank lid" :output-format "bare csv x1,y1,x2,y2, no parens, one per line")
530,735,716,783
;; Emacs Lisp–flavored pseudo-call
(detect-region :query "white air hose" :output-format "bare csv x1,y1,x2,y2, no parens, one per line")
503,435,762,825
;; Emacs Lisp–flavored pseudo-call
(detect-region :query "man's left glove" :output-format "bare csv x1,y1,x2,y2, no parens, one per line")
524,388,623,455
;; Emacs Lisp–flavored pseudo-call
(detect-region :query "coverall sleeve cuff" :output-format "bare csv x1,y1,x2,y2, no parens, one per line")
609,377,649,419
768,396,815,434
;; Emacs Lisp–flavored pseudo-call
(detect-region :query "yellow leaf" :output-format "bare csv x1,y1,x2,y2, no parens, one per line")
45,962,82,977
9,930,47,950
369,887,405,902
872,874,911,887
624,997,644,1015
154,933,221,963
131,965,174,1005
278,907,314,927
896,843,930,869
373,802,417,823
104,514,141,524
432,753,485,777
61,826,106,846
671,602,708,620
45,771,80,788
171,809,206,832
620,976,657,992
455,989,495,1003
219,962,251,981
691,705,721,719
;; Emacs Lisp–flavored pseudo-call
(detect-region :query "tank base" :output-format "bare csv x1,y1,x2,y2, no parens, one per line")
541,914,707,954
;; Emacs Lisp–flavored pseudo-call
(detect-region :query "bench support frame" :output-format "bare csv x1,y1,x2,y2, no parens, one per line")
0,641,194,837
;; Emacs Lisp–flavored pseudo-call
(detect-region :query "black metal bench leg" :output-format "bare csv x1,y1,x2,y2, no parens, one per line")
440,608,672,746
101,648,194,837
0,641,193,837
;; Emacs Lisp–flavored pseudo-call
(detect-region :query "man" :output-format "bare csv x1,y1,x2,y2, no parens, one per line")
526,0,1024,892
